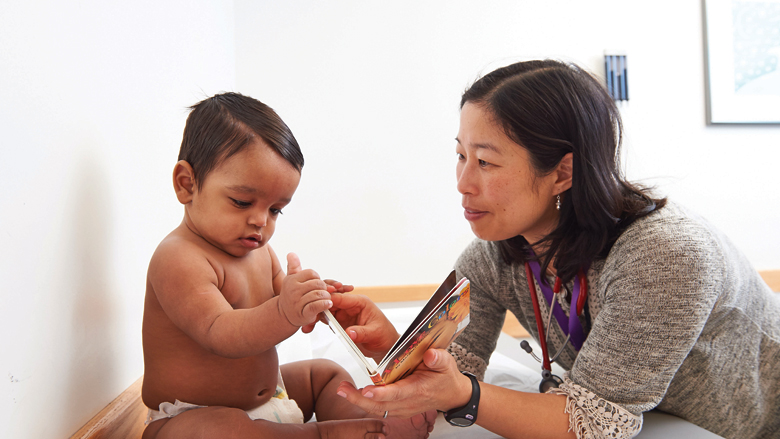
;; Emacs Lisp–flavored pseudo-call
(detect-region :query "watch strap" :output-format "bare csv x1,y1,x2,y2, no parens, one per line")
444,371,480,427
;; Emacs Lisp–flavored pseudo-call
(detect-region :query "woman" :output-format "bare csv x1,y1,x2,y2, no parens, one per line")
326,60,780,439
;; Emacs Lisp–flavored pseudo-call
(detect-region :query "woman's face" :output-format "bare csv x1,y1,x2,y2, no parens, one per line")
455,102,560,244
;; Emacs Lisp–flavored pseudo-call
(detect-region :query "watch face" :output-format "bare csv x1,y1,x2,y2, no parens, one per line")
448,414,475,427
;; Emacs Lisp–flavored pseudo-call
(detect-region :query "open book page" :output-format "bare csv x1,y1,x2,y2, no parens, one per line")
322,309,379,377
324,270,470,385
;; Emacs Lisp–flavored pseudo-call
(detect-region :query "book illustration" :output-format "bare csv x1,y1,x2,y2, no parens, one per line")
324,270,470,386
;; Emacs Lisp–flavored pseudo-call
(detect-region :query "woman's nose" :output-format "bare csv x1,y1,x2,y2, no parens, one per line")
456,162,476,195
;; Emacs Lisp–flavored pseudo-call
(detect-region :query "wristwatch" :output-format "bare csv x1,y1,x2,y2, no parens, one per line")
444,371,480,427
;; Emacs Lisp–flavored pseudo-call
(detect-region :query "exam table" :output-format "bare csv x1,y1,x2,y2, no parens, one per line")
279,302,725,439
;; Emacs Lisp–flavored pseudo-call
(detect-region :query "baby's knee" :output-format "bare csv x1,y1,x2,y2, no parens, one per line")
310,358,350,379
310,358,342,372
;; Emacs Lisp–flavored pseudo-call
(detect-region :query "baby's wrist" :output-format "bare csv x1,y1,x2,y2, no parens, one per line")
274,296,299,329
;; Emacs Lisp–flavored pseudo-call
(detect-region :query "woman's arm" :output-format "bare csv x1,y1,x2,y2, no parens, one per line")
337,348,576,439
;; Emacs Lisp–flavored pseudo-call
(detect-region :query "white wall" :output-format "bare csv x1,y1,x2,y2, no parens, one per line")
235,0,780,287
0,1,235,437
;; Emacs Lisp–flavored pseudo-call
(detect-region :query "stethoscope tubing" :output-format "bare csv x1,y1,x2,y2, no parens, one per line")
524,262,588,374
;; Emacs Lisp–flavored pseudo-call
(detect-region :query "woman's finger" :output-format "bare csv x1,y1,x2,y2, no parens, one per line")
330,291,365,310
362,376,423,403
337,381,389,416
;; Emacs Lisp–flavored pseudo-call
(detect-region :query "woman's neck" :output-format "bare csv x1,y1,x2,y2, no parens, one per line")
528,242,557,277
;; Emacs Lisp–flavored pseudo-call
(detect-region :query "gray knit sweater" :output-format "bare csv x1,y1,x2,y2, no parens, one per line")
449,203,780,439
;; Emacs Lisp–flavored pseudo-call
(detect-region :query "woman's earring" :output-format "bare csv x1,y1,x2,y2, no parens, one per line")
556,195,561,211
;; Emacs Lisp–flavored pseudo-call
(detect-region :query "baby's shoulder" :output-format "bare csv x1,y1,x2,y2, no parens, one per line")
152,228,207,262
148,228,223,285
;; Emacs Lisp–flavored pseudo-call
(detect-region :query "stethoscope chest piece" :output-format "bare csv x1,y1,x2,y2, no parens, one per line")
539,369,564,393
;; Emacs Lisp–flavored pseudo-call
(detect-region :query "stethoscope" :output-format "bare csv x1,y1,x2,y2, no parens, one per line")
521,261,588,393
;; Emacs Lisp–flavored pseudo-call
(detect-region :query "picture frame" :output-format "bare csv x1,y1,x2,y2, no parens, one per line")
703,0,780,124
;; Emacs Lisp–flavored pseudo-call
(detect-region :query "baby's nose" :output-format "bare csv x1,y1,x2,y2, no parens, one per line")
248,211,267,227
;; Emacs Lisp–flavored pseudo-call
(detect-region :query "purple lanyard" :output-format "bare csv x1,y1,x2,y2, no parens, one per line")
526,259,586,351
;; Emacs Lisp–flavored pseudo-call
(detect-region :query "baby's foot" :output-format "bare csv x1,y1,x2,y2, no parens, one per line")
316,418,387,439
383,409,437,439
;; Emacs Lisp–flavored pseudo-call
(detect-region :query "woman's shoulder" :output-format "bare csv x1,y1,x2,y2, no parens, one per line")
604,202,730,280
454,239,510,286
614,202,723,255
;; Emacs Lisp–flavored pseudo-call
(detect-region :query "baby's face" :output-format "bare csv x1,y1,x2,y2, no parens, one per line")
186,141,301,257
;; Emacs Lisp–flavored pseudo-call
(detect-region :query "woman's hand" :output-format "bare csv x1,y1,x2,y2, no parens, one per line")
336,348,473,418
315,292,400,362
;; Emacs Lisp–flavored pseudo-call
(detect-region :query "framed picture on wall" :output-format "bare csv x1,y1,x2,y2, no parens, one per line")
704,0,780,124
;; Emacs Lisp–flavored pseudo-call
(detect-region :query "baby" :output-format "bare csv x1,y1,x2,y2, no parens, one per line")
141,93,434,439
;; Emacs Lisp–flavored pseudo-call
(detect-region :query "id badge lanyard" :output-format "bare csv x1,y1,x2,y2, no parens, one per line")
522,260,588,392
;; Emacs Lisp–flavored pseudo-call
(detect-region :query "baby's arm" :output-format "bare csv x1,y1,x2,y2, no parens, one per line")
149,243,330,358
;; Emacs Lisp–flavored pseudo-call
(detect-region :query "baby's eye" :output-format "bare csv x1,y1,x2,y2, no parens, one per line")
270,208,284,216
230,198,251,208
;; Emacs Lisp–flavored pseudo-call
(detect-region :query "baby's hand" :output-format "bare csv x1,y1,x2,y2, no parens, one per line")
278,253,332,327
324,279,355,294
300,279,355,334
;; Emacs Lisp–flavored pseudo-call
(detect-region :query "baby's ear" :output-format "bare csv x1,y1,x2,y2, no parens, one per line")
173,160,196,204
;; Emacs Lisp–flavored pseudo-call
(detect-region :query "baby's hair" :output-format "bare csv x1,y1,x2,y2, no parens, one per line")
178,92,304,188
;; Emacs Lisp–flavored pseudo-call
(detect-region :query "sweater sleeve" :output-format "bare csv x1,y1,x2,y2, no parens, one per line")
447,239,508,380
569,209,725,416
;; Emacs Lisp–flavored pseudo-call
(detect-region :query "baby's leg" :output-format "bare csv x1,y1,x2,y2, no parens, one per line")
142,406,386,439
281,359,367,421
282,360,435,439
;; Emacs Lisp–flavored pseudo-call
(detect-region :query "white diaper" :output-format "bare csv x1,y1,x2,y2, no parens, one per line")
146,371,304,425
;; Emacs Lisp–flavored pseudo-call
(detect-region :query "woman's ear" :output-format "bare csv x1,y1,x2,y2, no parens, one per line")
554,153,573,194
173,160,196,204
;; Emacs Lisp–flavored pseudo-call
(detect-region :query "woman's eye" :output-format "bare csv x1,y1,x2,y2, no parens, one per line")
478,159,489,167
456,153,465,160
230,198,251,208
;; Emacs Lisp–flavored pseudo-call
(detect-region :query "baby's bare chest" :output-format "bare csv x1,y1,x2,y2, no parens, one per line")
216,255,275,309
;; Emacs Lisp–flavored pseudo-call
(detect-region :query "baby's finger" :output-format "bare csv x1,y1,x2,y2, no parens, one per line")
286,253,302,276
302,289,331,304
302,298,332,322
286,268,322,285
298,277,328,293
325,279,355,293
324,279,342,288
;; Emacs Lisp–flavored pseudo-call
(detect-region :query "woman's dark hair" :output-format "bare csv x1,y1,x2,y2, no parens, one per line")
461,59,665,284
179,92,303,188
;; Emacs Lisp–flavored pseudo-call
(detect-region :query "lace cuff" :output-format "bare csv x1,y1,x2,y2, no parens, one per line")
547,373,643,439
448,342,488,381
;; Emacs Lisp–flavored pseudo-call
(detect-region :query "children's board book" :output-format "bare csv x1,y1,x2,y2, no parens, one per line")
323,270,470,386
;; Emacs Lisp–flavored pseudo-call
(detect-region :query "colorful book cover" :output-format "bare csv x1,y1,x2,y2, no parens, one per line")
324,270,470,386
